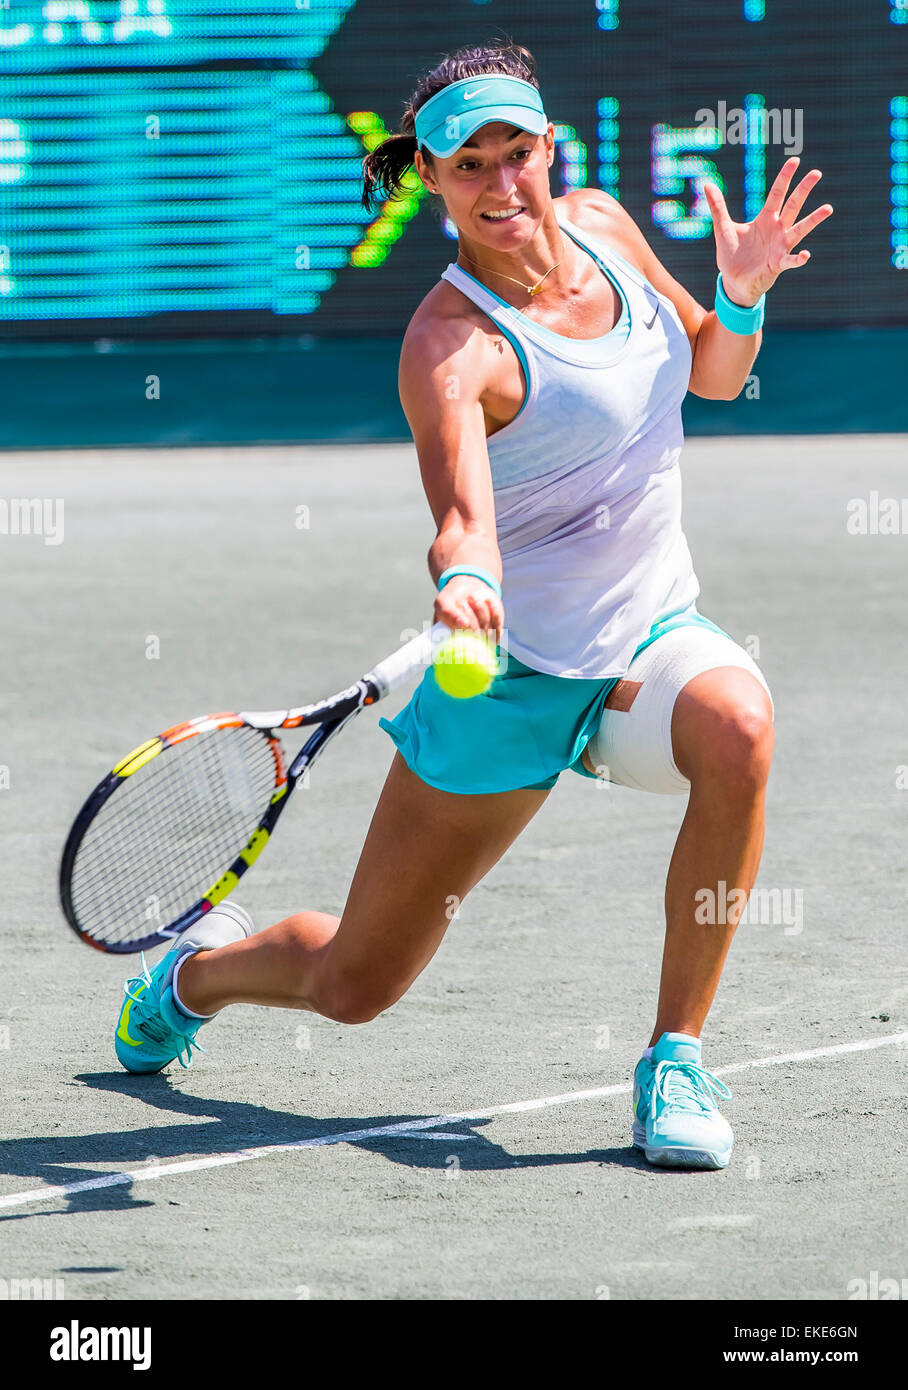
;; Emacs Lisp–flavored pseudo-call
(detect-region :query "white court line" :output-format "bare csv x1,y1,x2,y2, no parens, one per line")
1,1031,905,1214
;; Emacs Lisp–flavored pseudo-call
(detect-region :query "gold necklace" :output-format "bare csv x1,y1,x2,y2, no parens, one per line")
457,240,564,298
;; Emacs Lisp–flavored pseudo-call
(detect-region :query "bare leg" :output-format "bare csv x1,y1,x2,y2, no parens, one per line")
177,752,550,1023
648,667,774,1045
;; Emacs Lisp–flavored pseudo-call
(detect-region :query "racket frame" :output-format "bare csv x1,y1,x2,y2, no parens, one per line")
59,623,449,954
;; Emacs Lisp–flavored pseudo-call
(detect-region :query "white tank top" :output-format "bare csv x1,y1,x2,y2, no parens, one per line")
440,211,700,678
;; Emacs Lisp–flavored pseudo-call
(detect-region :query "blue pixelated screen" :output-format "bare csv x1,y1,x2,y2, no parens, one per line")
1,1,905,336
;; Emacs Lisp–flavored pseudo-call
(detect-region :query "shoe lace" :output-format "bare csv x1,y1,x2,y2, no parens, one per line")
651,1059,731,1119
122,953,206,1070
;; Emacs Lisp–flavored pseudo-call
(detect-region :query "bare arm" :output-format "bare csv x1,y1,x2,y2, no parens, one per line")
398,314,504,640
685,304,761,403
579,154,833,404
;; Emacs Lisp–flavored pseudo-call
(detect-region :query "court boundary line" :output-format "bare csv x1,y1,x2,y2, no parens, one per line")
1,1031,905,1213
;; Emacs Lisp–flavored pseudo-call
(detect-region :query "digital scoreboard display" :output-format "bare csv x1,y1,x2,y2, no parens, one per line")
1,1,905,337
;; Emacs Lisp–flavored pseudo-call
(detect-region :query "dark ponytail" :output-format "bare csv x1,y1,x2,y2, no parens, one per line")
360,133,420,211
360,38,540,212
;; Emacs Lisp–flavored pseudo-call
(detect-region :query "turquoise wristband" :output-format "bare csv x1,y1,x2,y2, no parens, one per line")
715,273,766,335
437,565,502,600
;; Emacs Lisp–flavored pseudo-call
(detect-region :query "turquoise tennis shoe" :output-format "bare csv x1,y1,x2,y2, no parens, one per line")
114,904,253,1074
632,1032,733,1170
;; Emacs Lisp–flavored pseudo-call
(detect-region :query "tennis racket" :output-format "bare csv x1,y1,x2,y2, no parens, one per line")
60,623,449,955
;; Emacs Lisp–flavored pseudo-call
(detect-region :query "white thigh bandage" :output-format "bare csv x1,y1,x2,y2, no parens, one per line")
585,626,773,795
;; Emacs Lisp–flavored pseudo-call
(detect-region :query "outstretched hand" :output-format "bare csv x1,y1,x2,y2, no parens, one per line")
702,156,833,308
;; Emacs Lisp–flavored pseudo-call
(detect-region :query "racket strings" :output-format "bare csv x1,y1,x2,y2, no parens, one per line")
69,726,279,944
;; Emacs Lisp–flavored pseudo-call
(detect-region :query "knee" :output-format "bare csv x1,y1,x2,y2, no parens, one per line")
320,997,384,1026
708,702,774,788
312,967,402,1026
678,691,774,790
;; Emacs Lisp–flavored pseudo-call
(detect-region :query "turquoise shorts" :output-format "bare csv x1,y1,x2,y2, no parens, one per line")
379,606,730,795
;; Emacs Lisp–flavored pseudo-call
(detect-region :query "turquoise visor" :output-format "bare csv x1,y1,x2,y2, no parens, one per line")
414,76,548,158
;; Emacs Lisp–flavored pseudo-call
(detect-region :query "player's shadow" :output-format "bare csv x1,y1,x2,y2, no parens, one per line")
0,1072,652,1219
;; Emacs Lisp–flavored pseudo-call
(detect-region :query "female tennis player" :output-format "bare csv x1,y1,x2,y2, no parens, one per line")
115,42,832,1170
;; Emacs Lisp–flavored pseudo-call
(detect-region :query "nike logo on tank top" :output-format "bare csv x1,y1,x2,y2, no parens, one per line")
440,212,700,678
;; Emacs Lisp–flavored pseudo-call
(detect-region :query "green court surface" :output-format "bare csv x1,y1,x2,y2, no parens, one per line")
1,328,906,449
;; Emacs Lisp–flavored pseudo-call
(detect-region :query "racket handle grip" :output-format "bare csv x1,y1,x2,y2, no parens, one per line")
366,622,451,698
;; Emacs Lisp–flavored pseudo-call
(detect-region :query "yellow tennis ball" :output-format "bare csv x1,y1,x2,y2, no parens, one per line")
433,629,499,699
